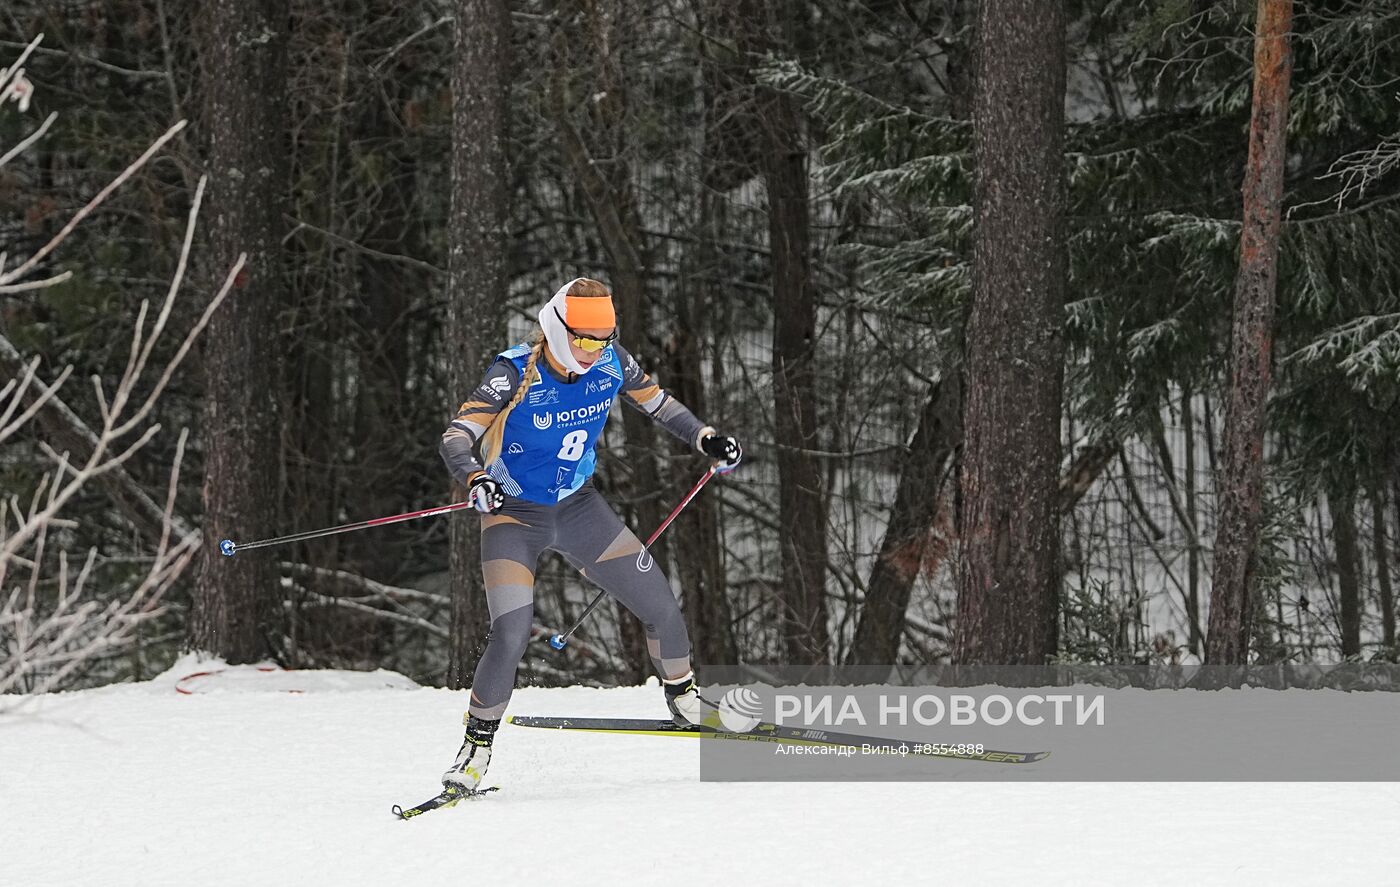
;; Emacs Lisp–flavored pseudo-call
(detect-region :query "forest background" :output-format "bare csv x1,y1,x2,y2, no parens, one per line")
3,0,1398,693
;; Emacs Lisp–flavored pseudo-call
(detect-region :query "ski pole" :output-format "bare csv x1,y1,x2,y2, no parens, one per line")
548,464,720,651
218,500,478,557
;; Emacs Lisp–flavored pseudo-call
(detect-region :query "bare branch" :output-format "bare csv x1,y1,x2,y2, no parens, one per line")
0,37,166,81
111,252,243,439
0,360,73,447
0,119,187,287
0,110,56,170
0,270,73,295
1292,128,1400,214
0,33,43,97
371,16,451,72
0,105,230,696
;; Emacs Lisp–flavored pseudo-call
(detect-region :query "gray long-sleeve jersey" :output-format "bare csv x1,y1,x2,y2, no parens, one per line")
440,342,711,486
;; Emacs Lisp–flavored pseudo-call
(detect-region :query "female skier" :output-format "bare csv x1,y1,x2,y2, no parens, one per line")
437,277,742,792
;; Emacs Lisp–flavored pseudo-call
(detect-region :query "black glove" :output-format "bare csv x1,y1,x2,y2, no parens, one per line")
700,431,742,471
467,474,505,513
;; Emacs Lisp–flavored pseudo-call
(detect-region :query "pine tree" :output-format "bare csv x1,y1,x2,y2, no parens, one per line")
189,0,290,662
952,0,1068,665
1206,0,1295,667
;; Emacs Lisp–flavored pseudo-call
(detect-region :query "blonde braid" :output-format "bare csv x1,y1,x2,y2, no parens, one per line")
481,330,545,467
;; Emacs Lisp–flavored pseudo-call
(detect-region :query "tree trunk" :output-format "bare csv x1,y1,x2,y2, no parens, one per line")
952,0,1067,666
1183,384,1203,656
1329,484,1362,658
765,87,831,664
188,0,289,663
665,271,737,667
847,373,960,665
1375,484,1397,654
446,0,510,688
734,0,830,664
670,38,741,670
712,0,830,664
1205,0,1294,666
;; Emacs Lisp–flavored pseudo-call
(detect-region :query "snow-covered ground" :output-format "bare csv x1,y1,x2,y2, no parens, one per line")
3,658,1396,886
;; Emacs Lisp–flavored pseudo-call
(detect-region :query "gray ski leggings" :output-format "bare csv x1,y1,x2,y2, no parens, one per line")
467,484,692,720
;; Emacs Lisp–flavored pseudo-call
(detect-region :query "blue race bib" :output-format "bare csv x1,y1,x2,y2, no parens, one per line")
485,344,623,503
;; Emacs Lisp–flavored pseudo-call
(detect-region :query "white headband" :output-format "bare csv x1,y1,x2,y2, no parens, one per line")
539,278,594,376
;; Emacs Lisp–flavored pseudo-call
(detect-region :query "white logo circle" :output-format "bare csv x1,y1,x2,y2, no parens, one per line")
636,549,654,572
718,687,763,733
532,412,553,430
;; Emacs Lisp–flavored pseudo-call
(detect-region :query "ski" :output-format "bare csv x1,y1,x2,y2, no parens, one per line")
392,785,499,820
506,715,1049,764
